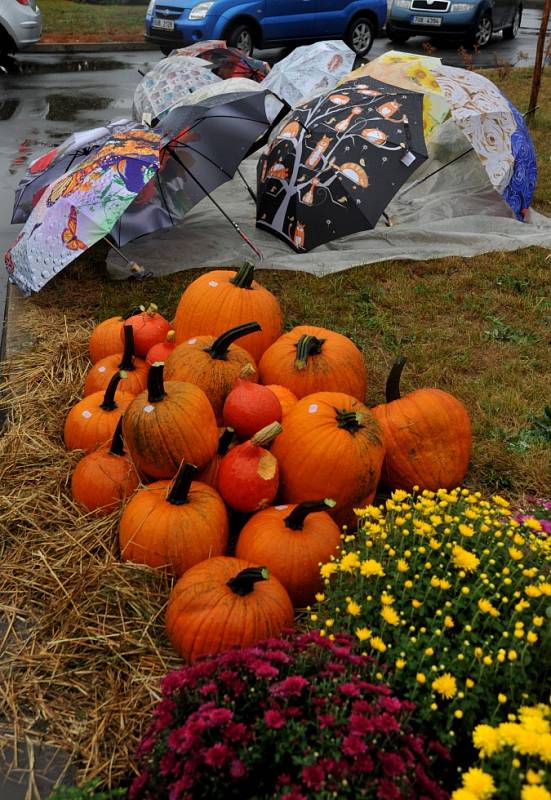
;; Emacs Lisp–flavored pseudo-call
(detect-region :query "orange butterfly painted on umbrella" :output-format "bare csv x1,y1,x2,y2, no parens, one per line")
61,206,87,251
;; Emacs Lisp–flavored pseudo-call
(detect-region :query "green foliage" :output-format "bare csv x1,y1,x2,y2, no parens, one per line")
47,778,127,800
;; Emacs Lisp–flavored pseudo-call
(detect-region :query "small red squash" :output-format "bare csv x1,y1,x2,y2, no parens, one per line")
164,322,260,424
88,305,144,364
122,363,219,479
70,418,139,514
258,325,367,401
123,303,171,358
146,330,176,366
197,427,236,491
236,499,340,608
371,357,472,491
223,377,282,440
271,392,385,524
172,262,283,362
265,384,298,416
83,325,149,397
64,371,135,452
119,462,229,577
165,556,294,662
218,421,282,513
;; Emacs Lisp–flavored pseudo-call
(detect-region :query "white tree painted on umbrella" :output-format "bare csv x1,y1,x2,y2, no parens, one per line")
259,87,411,247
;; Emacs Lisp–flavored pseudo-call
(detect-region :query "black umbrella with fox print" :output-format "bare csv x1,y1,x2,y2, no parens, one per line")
256,76,428,252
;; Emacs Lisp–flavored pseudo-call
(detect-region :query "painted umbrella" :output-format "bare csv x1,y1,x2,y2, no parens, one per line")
173,44,269,82
256,77,428,252
5,126,162,295
11,119,134,224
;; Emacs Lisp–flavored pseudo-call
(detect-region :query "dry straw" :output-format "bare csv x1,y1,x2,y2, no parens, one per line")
0,278,180,794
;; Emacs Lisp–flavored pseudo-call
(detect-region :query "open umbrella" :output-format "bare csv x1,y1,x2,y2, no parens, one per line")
170,39,227,57
11,119,134,224
5,126,162,295
132,55,221,124
256,77,427,252
173,44,269,82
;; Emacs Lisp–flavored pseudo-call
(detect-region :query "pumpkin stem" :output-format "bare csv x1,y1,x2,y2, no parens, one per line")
250,421,282,447
109,417,126,457
227,566,269,596
99,371,125,411
218,427,235,456
206,322,262,360
118,325,137,372
166,330,176,344
146,303,158,317
284,499,336,530
335,409,363,432
229,261,255,289
167,462,197,505
385,357,407,403
147,362,167,403
123,305,145,320
294,335,326,371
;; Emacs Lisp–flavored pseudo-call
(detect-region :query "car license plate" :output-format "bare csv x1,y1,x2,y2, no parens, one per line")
412,15,442,24
152,17,175,30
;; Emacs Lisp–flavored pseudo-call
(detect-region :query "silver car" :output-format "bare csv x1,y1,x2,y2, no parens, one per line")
0,0,42,58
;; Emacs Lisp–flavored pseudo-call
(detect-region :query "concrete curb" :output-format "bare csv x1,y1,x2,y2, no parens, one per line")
27,41,158,53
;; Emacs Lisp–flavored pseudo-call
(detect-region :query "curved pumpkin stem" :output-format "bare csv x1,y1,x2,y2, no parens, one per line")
335,409,363,433
227,566,269,596
284,499,336,530
146,302,159,317
100,371,125,411
123,304,145,320
218,427,235,456
386,357,407,403
109,417,126,457
147,362,167,403
206,322,262,360
167,462,197,505
118,325,137,372
294,335,326,371
250,421,282,447
229,261,255,289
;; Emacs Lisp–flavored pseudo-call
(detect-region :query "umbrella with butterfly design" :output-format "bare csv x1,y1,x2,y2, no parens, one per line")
5,125,162,296
256,76,428,252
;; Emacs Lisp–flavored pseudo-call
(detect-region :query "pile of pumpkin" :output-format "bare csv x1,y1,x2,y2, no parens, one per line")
64,263,472,663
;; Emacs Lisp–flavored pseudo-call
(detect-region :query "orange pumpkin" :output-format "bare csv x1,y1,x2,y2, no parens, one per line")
70,418,140,514
146,330,176,366
197,427,236,491
122,362,218,479
165,556,294,662
123,303,171,357
236,499,340,607
119,462,229,577
164,322,260,424
64,371,135,452
265,384,298,416
271,392,385,524
88,305,144,364
218,421,282,513
258,325,366,401
371,357,472,491
83,325,149,397
172,262,283,363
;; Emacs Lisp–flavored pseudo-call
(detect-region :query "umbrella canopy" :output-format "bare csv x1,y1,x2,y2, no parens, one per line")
173,44,269,82
111,91,275,256
348,53,537,219
261,41,356,110
5,127,161,295
11,119,134,224
256,77,428,252
132,55,221,124
170,39,227,57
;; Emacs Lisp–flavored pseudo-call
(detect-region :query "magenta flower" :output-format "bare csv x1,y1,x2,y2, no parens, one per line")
269,675,309,699
264,709,286,729
301,763,325,790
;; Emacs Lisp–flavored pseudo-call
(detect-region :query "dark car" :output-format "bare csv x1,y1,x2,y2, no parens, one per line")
386,0,521,48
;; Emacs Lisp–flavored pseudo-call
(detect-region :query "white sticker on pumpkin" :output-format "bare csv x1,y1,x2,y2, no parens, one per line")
208,281,218,287
81,410,92,418
187,338,197,345
275,505,288,511
97,366,106,373
143,405,155,414
308,404,318,413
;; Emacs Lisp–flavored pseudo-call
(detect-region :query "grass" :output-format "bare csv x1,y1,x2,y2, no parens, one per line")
40,0,148,43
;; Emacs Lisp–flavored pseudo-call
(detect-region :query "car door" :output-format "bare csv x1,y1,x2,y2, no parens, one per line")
490,0,508,28
317,0,350,36
262,0,320,41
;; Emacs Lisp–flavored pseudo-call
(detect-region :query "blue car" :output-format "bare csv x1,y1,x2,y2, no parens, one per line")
386,0,522,48
145,0,387,57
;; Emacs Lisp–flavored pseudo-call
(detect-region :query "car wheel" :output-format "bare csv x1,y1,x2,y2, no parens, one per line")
346,17,375,56
226,23,255,55
503,7,521,39
386,23,410,44
465,12,493,47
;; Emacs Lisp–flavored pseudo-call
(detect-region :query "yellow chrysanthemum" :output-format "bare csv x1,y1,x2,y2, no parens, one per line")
381,606,400,626
452,545,480,572
395,658,406,669
355,627,371,642
339,552,361,573
381,591,395,605
521,786,551,800
320,562,337,579
522,517,543,531
478,598,500,617
463,767,496,798
459,524,475,538
509,546,523,560
370,636,387,653
526,769,542,785
451,791,478,800
473,724,500,757
444,615,454,628
397,558,409,572
347,600,361,616
432,673,457,699
391,489,409,502
527,631,538,644
416,673,426,684
359,558,385,577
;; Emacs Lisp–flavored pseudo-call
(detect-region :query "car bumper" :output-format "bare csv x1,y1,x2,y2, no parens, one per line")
6,6,42,48
387,8,477,36
145,13,220,48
